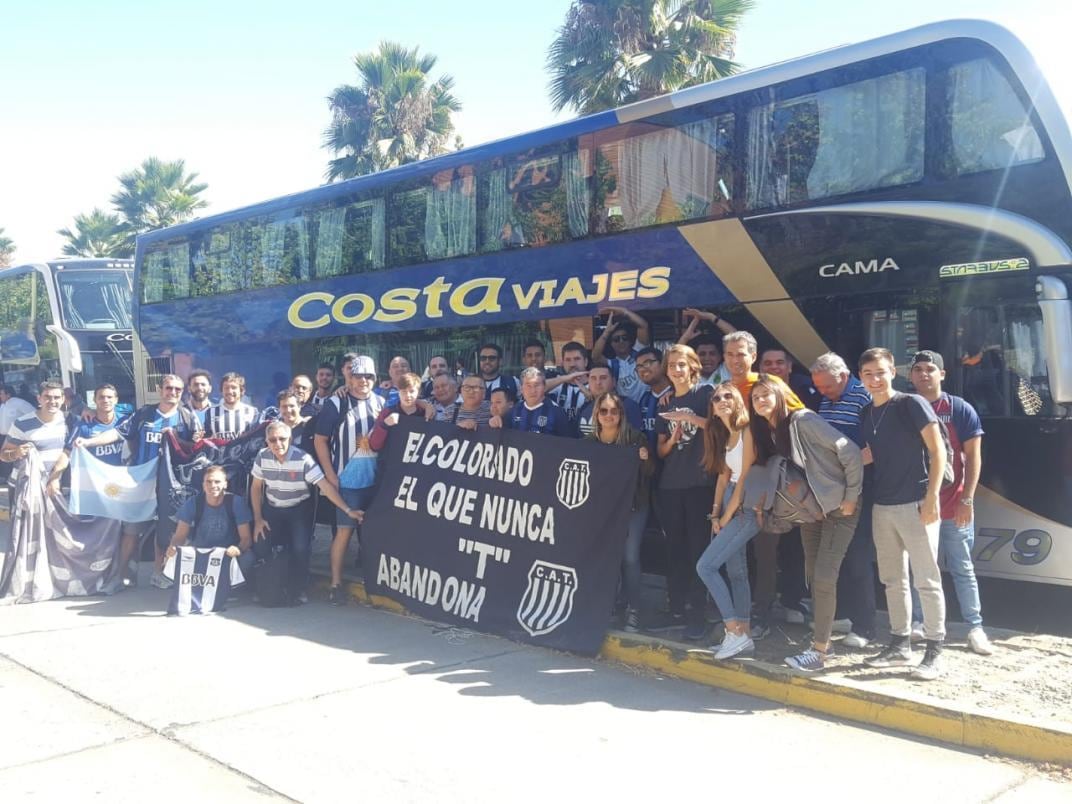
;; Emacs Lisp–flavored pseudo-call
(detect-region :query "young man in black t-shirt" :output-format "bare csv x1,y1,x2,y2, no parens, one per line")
858,348,947,680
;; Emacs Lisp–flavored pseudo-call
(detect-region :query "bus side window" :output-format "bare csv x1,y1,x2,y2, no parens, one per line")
956,305,1050,417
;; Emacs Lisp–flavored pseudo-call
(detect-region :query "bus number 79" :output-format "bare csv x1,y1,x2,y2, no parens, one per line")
973,528,1052,566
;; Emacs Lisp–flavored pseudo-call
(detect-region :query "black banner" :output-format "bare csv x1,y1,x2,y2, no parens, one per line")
360,418,638,655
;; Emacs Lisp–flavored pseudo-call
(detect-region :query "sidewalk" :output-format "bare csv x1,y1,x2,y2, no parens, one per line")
307,526,1072,766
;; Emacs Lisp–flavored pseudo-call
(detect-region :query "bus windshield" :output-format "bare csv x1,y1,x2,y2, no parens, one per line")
57,270,133,330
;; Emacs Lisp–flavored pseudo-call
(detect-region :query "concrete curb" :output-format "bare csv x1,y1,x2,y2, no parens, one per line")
312,574,1072,766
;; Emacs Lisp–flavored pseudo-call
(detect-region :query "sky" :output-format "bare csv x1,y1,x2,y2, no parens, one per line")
2,0,1070,263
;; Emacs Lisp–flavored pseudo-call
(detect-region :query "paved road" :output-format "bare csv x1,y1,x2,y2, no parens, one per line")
1,586,1068,803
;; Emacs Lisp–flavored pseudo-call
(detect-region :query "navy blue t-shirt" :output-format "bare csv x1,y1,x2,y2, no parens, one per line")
67,416,129,466
863,392,941,505
505,398,574,437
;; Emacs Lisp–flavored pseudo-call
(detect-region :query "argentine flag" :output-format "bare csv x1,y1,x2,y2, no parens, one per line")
69,448,158,521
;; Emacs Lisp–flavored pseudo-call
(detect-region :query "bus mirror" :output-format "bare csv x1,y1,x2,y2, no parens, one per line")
45,324,83,374
0,331,39,363
1036,275,1072,404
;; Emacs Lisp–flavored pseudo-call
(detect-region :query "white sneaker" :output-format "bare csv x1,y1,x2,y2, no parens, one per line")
714,632,754,660
910,622,925,642
841,632,870,649
967,627,995,656
830,618,852,634
150,571,173,590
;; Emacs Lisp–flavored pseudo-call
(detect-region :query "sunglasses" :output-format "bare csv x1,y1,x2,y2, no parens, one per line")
462,385,483,391
712,392,736,402
479,355,499,361
355,374,375,381
597,407,620,415
611,335,631,343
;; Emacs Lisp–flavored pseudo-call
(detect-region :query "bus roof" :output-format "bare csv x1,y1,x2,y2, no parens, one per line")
2,258,133,273
136,18,1069,248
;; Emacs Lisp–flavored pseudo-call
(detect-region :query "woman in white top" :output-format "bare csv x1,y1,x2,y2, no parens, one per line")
695,382,759,660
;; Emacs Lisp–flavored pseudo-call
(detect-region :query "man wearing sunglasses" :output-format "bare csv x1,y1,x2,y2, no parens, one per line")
591,306,651,403
79,374,202,590
477,343,519,401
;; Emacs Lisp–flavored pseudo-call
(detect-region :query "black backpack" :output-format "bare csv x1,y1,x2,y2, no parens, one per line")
252,542,290,607
743,455,825,535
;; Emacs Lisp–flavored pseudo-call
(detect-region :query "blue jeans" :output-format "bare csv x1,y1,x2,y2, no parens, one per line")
911,518,982,628
265,498,315,598
696,507,759,623
621,503,649,610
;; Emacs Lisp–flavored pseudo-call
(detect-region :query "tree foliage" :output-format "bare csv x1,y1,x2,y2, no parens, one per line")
57,209,131,258
0,227,14,267
547,0,754,115
111,157,209,248
323,42,461,181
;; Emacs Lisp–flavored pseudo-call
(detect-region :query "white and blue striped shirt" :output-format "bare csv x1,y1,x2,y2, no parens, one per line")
205,402,260,440
315,394,384,476
7,413,68,481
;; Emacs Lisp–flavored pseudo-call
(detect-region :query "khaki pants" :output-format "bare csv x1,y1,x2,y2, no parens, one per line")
800,509,860,645
872,501,945,641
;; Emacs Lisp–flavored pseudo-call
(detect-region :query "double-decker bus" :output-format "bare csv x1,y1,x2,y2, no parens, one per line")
0,258,136,409
134,20,1072,586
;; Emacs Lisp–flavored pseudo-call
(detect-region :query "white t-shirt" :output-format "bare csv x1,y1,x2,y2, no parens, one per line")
0,397,35,435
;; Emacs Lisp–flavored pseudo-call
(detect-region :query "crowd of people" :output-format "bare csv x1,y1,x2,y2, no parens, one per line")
0,307,995,680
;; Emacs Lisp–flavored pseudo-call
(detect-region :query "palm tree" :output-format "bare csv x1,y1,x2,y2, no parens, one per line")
323,42,461,181
57,209,131,258
547,0,754,115
111,157,208,249
0,226,14,267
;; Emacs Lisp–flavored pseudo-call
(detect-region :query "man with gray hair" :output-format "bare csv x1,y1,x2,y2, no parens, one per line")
724,331,804,409
489,367,574,437
250,420,362,604
811,350,878,649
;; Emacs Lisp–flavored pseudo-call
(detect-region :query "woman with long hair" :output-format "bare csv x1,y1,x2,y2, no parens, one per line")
695,382,759,659
748,374,864,672
655,344,712,641
587,390,654,632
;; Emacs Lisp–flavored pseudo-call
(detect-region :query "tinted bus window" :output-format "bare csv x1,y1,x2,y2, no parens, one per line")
142,241,190,303
746,68,925,208
316,198,385,277
596,113,734,231
945,58,1044,176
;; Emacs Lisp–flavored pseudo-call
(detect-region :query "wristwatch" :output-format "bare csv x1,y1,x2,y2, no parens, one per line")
959,497,974,507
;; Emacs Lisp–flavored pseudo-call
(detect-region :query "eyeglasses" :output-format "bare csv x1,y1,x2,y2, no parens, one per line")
611,335,631,343
163,386,184,392
461,385,483,391
479,355,498,362
266,436,289,444
597,407,620,415
294,385,312,392
712,393,736,402
355,374,375,381
636,359,658,369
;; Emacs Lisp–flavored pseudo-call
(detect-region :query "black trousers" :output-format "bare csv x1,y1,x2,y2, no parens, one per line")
657,485,715,626
264,498,315,597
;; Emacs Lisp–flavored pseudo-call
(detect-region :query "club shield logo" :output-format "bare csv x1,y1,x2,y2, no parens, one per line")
516,561,578,637
555,458,590,510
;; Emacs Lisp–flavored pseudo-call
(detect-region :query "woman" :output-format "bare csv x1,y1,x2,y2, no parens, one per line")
368,373,425,452
587,391,654,632
655,344,712,641
695,383,759,659
748,374,864,672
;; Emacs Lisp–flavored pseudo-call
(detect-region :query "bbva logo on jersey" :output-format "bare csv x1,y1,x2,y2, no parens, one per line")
555,459,590,509
516,561,579,637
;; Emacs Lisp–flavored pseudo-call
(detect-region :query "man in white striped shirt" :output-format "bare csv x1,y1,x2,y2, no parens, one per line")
548,341,591,433
0,382,69,484
314,355,384,603
251,421,361,604
205,372,260,440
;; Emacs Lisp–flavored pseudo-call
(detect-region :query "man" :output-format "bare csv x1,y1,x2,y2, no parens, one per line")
521,340,559,378
311,363,337,410
376,355,411,408
73,375,201,589
591,306,651,403
420,355,451,399
430,374,461,422
488,387,513,420
724,332,805,408
677,308,737,385
47,383,128,501
548,342,590,428
760,347,822,411
455,377,492,430
185,370,214,428
0,384,35,438
251,421,362,604
811,351,878,649
909,350,993,656
205,372,260,440
477,343,518,400
167,465,254,576
290,375,317,417
274,391,316,453
859,347,947,680
315,355,384,604
1,382,70,487
577,365,642,436
635,346,672,450
490,368,573,437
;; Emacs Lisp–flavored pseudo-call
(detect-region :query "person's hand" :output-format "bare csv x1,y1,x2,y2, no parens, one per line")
638,446,649,462
80,408,95,423
384,412,400,427
225,545,240,558
488,415,503,429
601,305,629,317
861,445,873,465
165,545,177,559
349,508,364,524
379,380,391,391
839,499,857,516
15,444,31,459
334,386,348,399
46,477,62,498
955,499,973,528
659,410,691,423
73,436,88,448
253,518,270,541
657,393,672,409
710,517,721,535
457,419,477,431
919,495,940,526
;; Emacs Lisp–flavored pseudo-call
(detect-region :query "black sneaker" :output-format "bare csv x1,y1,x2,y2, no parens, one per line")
328,586,344,606
911,640,943,681
864,636,913,668
647,611,685,632
623,607,641,633
750,615,771,640
682,620,707,641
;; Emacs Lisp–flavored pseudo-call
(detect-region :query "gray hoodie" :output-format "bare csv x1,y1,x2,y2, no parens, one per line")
788,410,864,514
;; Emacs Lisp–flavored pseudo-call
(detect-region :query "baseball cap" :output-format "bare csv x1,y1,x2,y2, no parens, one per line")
911,350,944,371
350,356,376,376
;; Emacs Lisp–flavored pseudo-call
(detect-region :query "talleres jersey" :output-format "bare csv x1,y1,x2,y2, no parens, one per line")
164,546,245,615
